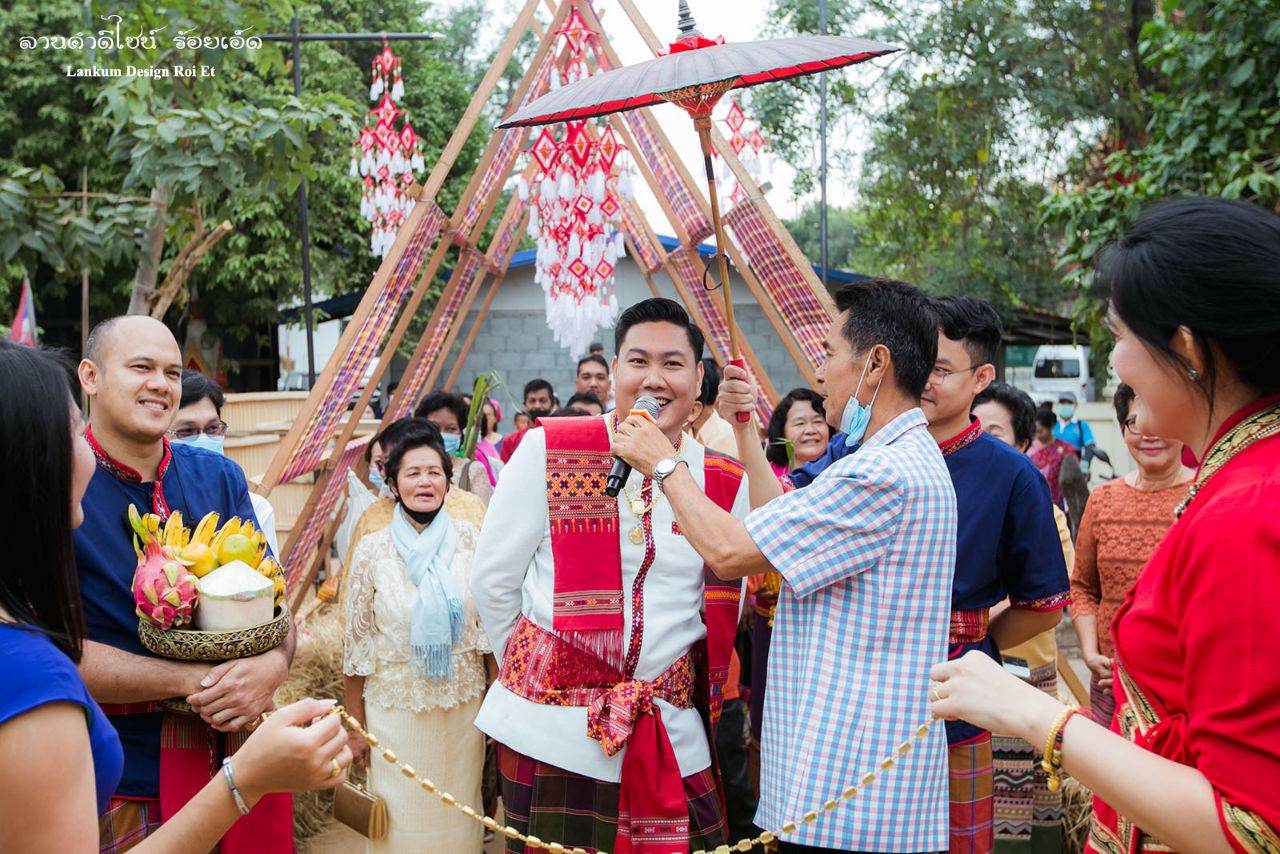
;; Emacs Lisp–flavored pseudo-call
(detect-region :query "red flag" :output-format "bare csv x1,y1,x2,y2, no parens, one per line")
8,274,37,346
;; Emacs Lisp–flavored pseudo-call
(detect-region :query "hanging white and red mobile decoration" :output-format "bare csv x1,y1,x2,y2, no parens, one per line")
350,43,426,259
717,98,769,204
515,8,635,359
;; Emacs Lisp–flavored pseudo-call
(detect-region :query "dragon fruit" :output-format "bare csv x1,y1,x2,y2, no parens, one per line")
132,540,199,630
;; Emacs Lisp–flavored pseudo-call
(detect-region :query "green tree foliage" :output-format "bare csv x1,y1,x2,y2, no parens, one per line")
0,0,499,369
782,202,865,273
759,0,1147,313
1042,0,1280,369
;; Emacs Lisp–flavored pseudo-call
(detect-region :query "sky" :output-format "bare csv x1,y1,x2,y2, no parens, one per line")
437,0,874,235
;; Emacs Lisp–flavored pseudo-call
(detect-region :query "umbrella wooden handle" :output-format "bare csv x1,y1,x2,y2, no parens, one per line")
727,358,752,423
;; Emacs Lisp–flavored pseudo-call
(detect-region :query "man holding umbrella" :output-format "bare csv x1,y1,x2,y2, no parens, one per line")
613,280,954,853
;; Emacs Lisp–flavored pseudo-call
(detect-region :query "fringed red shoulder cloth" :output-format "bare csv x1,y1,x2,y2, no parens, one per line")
508,416,743,854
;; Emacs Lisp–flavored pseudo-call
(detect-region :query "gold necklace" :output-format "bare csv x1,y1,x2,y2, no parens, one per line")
605,412,684,544
1175,399,1280,517
623,481,658,545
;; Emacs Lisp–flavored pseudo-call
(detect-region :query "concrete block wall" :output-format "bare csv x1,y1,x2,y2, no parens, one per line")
436,305,810,414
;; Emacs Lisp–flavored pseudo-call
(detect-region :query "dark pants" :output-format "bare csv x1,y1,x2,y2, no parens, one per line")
715,697,761,847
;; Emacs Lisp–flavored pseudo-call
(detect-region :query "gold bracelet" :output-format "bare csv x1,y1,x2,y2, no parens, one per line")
1040,706,1078,792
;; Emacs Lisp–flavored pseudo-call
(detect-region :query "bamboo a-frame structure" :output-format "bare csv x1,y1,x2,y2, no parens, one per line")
265,0,839,607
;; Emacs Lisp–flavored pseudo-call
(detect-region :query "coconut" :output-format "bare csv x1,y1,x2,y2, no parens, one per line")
195,560,275,631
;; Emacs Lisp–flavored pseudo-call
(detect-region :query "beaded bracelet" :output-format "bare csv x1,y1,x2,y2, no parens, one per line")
1040,707,1079,792
221,757,251,816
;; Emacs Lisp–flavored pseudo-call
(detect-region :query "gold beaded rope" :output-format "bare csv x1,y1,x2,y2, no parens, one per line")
335,706,935,854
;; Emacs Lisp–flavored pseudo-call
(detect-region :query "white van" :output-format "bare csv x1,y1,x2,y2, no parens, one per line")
1027,344,1093,404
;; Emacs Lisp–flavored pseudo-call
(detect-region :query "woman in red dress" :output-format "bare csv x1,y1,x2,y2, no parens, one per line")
930,196,1280,854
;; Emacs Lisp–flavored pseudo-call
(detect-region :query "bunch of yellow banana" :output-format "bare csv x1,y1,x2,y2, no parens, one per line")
130,506,284,605
257,557,287,608
128,505,169,558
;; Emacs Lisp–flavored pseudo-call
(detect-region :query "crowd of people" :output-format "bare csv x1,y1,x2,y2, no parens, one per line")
0,193,1277,854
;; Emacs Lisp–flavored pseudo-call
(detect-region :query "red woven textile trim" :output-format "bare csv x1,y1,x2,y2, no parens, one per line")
667,246,773,424
281,202,445,483
283,434,372,589
724,198,829,369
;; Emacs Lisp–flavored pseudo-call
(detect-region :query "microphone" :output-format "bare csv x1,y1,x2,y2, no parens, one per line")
605,395,661,497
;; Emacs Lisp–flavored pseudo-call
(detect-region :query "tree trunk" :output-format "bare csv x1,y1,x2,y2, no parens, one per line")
126,182,171,316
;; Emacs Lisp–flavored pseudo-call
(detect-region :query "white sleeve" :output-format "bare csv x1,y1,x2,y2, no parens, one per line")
249,493,280,558
471,427,548,665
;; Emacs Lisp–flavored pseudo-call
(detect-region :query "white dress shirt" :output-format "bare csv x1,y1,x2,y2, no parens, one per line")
471,419,750,782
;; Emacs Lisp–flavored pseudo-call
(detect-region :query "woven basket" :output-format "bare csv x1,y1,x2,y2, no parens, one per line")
138,608,291,662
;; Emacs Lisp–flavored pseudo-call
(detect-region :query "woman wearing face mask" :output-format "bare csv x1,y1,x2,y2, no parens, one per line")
932,197,1280,853
1070,383,1192,727
341,422,490,852
170,371,280,556
0,341,352,852
413,391,495,503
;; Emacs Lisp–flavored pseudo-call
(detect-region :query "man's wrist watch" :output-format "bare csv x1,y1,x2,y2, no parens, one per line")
652,457,686,490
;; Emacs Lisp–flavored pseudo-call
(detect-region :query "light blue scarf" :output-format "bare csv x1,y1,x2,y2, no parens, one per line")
390,504,462,680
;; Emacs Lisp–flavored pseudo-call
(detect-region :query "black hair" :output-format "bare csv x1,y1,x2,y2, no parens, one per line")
0,341,84,662
697,358,720,407
1113,383,1136,427
179,369,225,413
566,391,603,411
588,342,604,354
972,381,1036,448
1101,196,1280,406
385,419,453,487
766,388,828,468
523,378,554,403
614,298,705,362
480,399,499,436
576,354,610,376
367,417,427,464
933,295,1003,367
549,406,592,418
414,390,469,431
83,316,123,363
834,278,939,399
1035,408,1057,431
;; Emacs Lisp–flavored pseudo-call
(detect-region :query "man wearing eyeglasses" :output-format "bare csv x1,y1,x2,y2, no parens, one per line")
729,295,1069,854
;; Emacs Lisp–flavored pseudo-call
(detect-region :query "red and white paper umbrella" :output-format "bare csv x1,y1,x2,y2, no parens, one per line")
351,42,425,258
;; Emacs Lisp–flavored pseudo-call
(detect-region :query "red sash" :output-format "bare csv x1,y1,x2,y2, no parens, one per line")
544,417,626,670
102,704,293,852
528,417,743,853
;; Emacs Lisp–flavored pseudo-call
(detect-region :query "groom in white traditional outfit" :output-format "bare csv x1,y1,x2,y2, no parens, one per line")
471,298,752,854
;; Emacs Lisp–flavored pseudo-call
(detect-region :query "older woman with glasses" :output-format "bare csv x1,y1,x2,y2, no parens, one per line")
1069,383,1192,725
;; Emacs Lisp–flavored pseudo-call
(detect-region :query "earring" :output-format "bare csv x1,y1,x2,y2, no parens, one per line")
1189,368,1201,380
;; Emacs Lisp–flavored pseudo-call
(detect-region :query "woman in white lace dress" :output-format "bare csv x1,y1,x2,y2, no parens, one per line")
342,425,490,853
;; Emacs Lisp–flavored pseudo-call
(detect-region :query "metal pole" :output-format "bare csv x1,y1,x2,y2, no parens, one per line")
81,166,89,354
291,14,317,387
819,0,829,288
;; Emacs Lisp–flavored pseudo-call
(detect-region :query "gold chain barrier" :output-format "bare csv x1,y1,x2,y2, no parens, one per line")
335,706,936,854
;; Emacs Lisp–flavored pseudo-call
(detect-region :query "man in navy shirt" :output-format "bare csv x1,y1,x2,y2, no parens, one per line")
719,296,1068,854
75,315,294,849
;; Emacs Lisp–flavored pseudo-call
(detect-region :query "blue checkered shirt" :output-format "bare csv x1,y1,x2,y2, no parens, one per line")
746,408,956,851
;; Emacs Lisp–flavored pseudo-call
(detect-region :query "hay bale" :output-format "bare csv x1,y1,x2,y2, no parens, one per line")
277,597,346,843
1061,776,1094,854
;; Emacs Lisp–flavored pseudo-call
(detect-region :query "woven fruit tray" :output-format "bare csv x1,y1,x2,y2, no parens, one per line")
138,607,291,662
